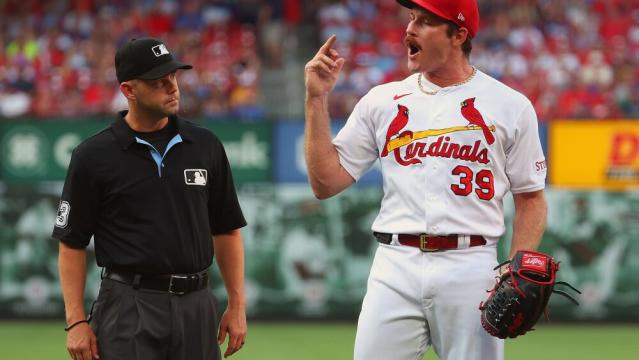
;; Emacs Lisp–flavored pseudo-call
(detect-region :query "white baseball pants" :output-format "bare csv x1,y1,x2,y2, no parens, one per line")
354,242,504,360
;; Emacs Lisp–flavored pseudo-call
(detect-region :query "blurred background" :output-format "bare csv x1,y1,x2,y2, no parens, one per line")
0,0,638,359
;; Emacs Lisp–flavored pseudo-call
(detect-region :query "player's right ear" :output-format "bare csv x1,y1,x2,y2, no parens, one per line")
120,81,136,101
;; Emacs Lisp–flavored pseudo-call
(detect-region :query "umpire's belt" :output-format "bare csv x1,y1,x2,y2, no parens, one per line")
103,268,209,295
374,232,486,252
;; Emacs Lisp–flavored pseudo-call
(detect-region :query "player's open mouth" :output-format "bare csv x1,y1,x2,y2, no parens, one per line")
405,38,421,57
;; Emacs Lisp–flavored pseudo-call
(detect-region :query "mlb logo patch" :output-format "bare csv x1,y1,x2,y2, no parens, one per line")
56,201,70,228
151,44,170,57
184,169,208,186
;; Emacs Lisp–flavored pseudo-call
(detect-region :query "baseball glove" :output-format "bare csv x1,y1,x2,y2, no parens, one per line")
479,250,580,339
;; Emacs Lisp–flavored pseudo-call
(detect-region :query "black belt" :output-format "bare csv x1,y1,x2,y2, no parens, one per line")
374,232,486,252
103,268,209,295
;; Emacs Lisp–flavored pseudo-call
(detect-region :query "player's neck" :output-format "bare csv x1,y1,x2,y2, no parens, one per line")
422,60,474,88
124,106,169,133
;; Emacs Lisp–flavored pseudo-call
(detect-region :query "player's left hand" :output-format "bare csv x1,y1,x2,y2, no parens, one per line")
479,250,581,338
217,304,247,358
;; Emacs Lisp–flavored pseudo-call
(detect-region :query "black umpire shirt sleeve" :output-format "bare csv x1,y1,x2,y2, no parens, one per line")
51,148,100,248
208,140,246,235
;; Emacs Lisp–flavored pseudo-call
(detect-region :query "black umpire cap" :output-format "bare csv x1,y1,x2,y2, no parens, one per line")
115,38,192,83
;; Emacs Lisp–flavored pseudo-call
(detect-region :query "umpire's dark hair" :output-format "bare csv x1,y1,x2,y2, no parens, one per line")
446,21,473,58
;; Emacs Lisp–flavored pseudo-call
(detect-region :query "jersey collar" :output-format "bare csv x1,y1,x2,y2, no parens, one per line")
112,110,193,149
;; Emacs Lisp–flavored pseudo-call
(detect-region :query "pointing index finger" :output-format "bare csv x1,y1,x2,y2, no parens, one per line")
319,35,337,55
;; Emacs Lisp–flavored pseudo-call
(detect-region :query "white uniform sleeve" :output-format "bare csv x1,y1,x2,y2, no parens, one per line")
506,101,547,193
332,95,379,181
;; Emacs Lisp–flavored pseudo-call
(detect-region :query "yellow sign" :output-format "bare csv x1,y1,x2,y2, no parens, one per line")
550,120,639,189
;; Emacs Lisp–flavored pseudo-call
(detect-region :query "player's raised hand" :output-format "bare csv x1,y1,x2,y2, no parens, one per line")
305,35,345,98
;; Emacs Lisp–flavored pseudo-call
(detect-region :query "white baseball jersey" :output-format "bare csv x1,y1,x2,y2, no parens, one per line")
333,69,546,240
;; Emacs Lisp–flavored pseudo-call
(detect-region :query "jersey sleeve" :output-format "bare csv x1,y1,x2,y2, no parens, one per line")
51,148,100,248
208,139,247,235
332,95,379,181
506,102,547,193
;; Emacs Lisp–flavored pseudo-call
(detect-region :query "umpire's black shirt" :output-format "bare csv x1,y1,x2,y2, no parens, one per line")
52,111,246,274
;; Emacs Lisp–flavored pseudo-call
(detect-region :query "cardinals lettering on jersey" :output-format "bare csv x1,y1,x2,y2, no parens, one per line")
381,103,493,167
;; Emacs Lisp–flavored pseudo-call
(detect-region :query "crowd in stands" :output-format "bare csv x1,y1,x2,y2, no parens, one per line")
1,0,638,121
320,0,639,120
0,0,301,120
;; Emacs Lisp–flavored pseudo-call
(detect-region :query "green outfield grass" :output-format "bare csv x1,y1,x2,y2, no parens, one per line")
0,321,637,359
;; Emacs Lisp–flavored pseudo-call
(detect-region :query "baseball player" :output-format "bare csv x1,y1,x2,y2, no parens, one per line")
304,1,547,359
54,38,247,360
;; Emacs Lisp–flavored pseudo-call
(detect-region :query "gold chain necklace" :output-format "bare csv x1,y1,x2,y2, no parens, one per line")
417,66,477,95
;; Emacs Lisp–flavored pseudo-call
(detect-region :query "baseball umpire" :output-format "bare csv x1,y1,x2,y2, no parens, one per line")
54,38,247,360
304,0,547,359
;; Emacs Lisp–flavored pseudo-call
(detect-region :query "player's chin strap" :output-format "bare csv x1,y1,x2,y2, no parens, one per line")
553,281,581,305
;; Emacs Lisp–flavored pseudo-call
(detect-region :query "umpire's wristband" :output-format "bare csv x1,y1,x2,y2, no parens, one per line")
64,319,89,331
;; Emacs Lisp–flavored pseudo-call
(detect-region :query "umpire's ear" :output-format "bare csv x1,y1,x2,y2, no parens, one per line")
120,81,136,101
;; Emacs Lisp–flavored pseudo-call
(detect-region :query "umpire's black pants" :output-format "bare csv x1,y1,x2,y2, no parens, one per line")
90,278,220,360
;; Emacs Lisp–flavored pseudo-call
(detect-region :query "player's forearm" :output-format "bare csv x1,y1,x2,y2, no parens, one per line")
213,230,246,309
509,190,547,258
58,242,88,324
304,95,352,199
